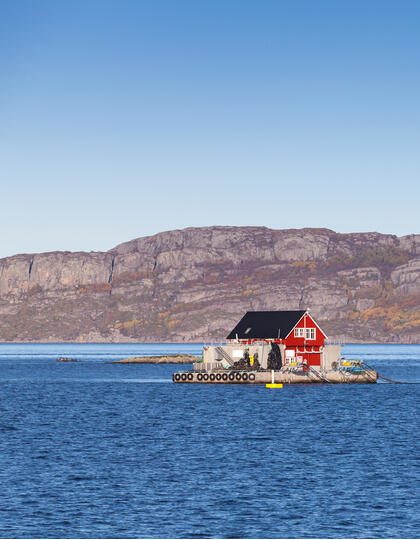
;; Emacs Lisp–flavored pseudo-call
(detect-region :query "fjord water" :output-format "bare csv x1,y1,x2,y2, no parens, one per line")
0,344,418,539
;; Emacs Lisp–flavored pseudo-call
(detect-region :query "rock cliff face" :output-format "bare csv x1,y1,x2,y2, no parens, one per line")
1,227,419,343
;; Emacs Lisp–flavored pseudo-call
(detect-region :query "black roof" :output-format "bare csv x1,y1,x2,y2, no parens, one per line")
226,310,306,340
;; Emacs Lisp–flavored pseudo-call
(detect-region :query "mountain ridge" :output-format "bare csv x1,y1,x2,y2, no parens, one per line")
1,226,419,343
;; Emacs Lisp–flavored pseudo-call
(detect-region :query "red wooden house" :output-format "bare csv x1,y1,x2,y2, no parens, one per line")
226,310,327,367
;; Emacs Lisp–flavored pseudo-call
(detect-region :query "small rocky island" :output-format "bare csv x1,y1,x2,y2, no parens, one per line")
111,354,200,364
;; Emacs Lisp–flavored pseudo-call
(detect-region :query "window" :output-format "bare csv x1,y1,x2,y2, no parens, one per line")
294,327,316,339
285,349,295,364
305,328,316,340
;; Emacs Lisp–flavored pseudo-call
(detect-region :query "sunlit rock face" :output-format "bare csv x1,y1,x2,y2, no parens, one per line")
391,258,420,295
0,227,419,343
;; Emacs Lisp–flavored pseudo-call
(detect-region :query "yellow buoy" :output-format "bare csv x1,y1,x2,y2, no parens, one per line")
266,383,283,389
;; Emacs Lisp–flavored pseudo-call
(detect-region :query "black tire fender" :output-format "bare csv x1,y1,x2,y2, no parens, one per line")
216,373,222,381
249,373,256,381
181,373,187,381
203,373,209,381
222,373,228,381
197,373,203,381
235,372,242,381
187,373,193,381
228,372,235,381
242,372,248,382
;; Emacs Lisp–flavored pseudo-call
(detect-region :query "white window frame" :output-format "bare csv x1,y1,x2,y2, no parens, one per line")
305,328,316,340
285,349,295,364
294,328,304,338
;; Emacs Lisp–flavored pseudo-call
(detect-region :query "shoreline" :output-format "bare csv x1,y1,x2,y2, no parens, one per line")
1,340,419,345
110,355,200,364
56,354,201,364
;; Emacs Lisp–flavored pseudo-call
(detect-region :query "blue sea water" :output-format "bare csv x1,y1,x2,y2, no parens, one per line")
0,343,418,539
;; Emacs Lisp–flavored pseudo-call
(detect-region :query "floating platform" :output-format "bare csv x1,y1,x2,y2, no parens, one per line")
172,368,378,385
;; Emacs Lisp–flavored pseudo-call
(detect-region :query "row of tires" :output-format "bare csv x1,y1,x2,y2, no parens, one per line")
173,371,256,383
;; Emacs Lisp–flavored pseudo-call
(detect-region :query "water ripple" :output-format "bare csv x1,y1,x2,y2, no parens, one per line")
0,343,418,538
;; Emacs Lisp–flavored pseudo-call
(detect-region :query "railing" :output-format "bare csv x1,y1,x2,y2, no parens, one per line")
194,362,225,372
214,346,234,366
326,338,346,345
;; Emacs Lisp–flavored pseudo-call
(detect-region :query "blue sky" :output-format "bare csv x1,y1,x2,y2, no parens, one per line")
1,0,419,257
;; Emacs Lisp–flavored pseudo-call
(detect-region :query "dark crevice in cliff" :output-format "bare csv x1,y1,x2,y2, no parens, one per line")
28,260,33,278
108,256,115,295
108,256,115,283
298,290,305,309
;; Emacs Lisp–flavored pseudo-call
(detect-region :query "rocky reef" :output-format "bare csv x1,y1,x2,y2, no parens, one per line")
111,355,200,364
0,226,419,343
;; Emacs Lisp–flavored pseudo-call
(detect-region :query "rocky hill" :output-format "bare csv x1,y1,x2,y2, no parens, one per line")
0,226,419,343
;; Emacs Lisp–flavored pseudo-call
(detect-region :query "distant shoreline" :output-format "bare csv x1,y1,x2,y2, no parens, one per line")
0,340,205,344
0,340,418,345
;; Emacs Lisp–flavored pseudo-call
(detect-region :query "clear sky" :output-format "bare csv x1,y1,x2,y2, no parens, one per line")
1,0,419,258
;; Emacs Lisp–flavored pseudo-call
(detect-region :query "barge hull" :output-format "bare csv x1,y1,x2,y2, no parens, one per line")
173,370,378,384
